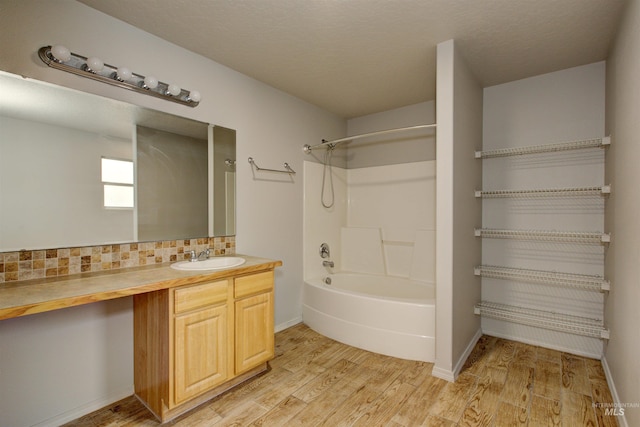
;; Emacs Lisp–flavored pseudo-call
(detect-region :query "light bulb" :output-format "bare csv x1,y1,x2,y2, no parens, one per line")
188,90,201,103
167,84,181,96
85,57,104,73
116,67,132,81
50,45,71,62
143,76,158,89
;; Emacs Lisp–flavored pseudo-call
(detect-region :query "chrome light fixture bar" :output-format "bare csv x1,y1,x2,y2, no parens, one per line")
38,45,201,107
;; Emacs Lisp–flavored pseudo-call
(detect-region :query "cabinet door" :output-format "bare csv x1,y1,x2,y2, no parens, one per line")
235,291,274,374
174,304,228,404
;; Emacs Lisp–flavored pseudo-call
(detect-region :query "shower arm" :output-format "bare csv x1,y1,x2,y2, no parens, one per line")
303,123,437,153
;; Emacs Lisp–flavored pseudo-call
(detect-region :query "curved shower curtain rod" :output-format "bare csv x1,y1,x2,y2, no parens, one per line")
303,123,437,153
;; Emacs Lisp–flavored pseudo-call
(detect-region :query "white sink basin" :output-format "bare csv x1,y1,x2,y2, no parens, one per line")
171,256,246,271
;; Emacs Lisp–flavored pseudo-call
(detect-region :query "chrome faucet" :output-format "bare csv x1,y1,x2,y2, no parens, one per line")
186,249,210,262
197,249,210,261
323,260,334,268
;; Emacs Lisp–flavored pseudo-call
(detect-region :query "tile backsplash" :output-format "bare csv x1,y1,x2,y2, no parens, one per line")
0,236,235,283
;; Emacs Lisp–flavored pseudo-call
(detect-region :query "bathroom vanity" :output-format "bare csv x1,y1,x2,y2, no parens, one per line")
0,255,281,423
134,267,276,421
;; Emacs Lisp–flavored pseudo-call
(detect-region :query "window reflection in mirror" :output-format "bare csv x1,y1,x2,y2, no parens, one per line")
0,70,236,252
102,157,135,208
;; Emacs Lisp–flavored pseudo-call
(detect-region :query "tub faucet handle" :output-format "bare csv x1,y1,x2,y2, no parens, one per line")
323,260,334,268
320,243,330,258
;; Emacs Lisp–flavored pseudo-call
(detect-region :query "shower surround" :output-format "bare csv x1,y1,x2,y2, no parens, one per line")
303,158,436,361
303,159,435,283
302,101,437,361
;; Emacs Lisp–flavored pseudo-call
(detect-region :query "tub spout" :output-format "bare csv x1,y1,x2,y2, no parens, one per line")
323,260,334,268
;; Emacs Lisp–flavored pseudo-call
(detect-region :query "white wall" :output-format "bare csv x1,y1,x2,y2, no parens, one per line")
481,62,606,358
605,0,640,424
0,1,344,425
450,41,484,373
0,299,133,427
434,39,483,381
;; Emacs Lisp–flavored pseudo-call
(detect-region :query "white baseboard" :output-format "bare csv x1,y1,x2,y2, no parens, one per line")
453,328,483,378
276,316,302,333
431,365,456,382
32,386,134,427
432,328,482,382
601,355,629,427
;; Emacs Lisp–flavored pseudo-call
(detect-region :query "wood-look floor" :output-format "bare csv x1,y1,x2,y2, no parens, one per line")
64,323,618,426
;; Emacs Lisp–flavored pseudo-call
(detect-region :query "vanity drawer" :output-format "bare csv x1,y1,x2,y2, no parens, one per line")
234,271,274,299
174,280,229,314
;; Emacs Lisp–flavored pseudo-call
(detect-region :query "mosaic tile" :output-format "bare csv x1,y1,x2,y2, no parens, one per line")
0,236,234,283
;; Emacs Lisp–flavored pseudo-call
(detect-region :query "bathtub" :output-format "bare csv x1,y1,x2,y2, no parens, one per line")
303,272,435,362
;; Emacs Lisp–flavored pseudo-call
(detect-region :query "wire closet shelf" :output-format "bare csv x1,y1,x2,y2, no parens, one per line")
475,136,610,159
474,228,610,244
474,302,609,339
475,185,611,198
474,265,610,292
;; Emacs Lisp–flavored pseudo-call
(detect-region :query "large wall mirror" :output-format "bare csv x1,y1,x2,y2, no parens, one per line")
0,70,236,252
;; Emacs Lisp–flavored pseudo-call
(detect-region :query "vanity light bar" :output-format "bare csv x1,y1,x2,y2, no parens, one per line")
38,45,201,107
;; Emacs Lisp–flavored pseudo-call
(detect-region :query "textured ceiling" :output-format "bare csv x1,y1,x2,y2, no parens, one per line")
77,0,626,118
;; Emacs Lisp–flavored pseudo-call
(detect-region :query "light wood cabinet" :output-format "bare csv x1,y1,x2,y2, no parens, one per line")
234,271,275,374
174,298,229,404
134,268,275,422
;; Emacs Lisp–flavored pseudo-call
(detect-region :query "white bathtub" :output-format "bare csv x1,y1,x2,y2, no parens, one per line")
303,272,435,362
